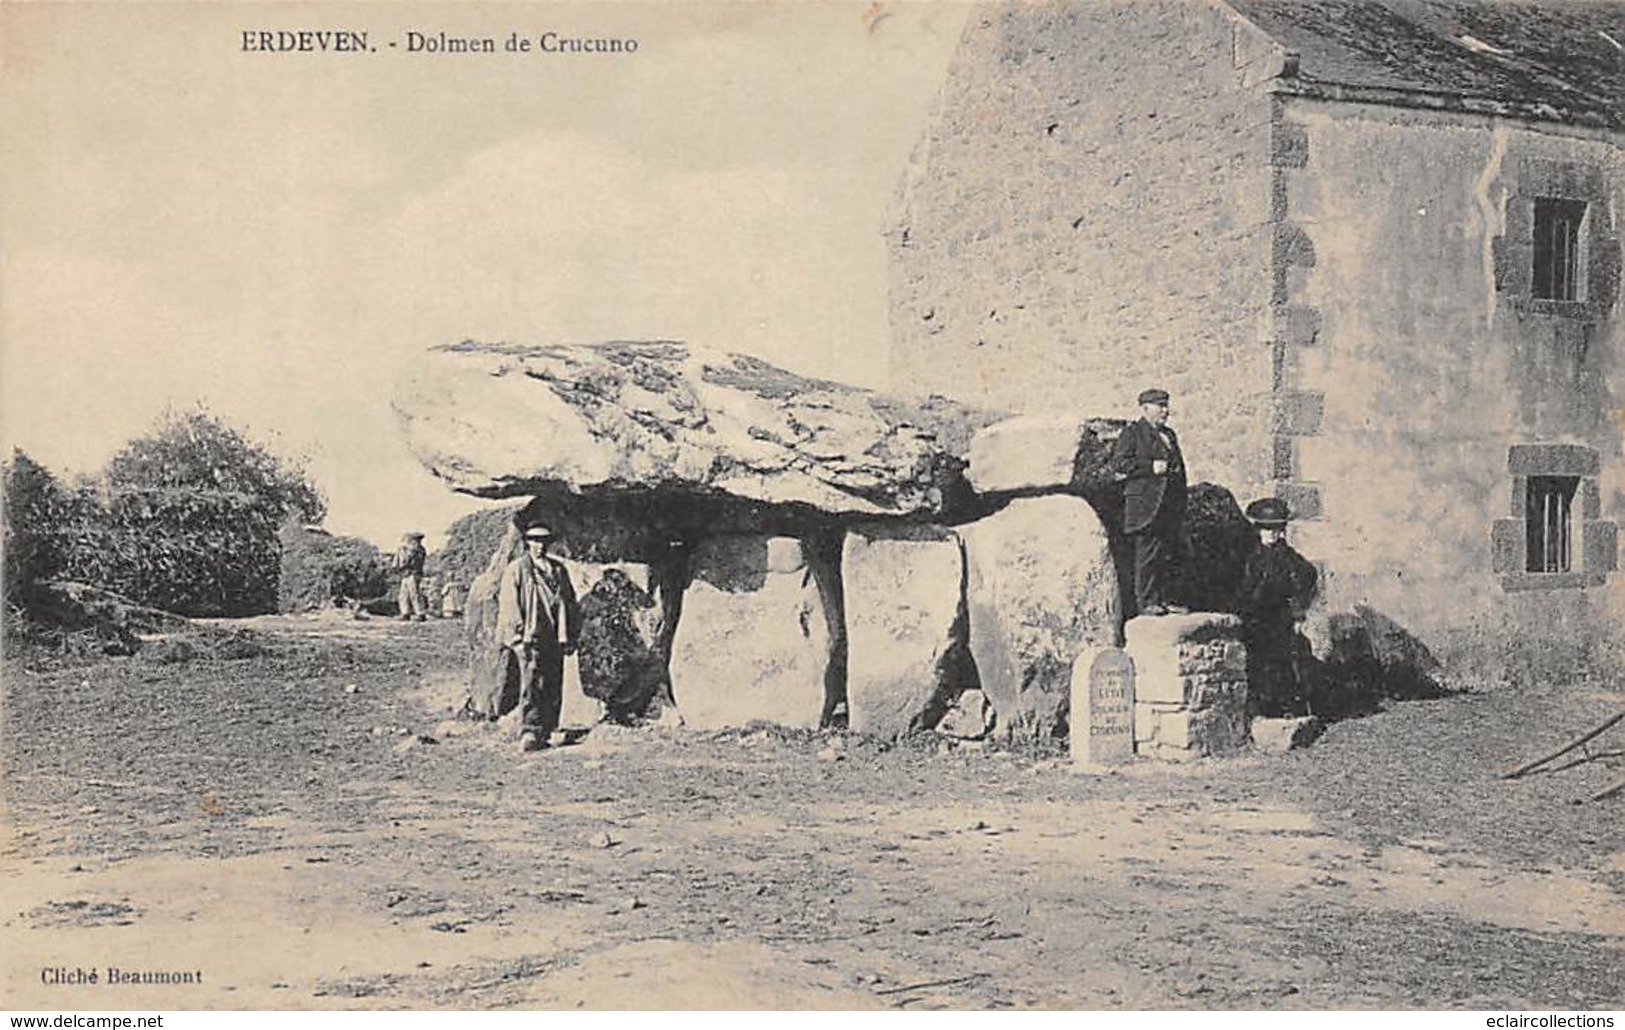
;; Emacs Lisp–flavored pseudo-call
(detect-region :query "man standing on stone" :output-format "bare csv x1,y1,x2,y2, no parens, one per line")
496,523,581,752
395,532,429,622
1236,497,1319,717
1109,388,1189,617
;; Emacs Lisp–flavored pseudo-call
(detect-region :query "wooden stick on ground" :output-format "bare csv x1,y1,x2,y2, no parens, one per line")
1587,775,1625,804
1501,710,1625,780
875,974,988,996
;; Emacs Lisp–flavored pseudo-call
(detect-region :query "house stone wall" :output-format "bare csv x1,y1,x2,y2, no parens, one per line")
887,0,1284,495
1277,99,1625,676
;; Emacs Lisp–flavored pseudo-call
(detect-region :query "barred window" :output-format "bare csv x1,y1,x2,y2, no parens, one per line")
1525,475,1578,573
1532,198,1586,302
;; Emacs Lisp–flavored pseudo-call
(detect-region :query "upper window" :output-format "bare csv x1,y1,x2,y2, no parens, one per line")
1532,198,1587,302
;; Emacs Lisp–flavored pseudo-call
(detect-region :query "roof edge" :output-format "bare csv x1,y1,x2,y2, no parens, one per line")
1271,78,1624,133
1208,0,1300,88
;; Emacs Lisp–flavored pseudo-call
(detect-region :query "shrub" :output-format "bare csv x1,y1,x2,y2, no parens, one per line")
429,503,525,590
2,449,74,607
277,520,391,613
61,408,326,618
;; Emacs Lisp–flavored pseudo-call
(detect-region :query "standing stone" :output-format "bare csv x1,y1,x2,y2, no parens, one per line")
843,523,977,738
960,495,1119,740
1070,647,1135,765
1126,613,1251,761
577,568,672,723
464,522,524,719
668,536,832,730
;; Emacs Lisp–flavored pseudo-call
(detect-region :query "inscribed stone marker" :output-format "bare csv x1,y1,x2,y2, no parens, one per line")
1070,647,1135,766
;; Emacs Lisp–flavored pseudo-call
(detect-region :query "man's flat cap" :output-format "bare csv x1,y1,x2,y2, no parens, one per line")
1137,388,1170,405
522,523,556,540
1245,497,1292,526
404,531,425,540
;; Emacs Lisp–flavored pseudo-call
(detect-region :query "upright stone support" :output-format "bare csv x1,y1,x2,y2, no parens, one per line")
803,529,850,728
960,495,1119,740
667,536,832,730
843,523,975,738
1126,613,1250,761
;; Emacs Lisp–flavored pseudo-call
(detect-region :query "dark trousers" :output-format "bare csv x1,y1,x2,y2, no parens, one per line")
513,644,566,737
1129,515,1180,613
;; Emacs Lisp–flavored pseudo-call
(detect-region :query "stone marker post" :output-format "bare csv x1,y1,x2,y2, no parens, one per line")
1070,647,1136,765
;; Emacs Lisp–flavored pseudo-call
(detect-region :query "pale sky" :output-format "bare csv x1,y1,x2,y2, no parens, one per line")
1,2,970,546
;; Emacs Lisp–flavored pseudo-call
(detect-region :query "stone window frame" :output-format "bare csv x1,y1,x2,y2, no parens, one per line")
1492,444,1618,592
1496,158,1619,322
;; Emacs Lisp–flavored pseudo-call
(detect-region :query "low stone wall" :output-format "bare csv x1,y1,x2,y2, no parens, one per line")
1126,613,1250,761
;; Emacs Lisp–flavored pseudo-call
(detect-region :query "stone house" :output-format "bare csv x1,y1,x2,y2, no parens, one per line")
887,0,1625,678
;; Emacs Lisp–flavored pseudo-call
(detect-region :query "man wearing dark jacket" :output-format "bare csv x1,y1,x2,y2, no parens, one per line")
1109,388,1189,616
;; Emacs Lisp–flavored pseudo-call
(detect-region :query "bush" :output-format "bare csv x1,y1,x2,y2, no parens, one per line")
103,409,324,524
59,408,326,618
429,503,525,590
278,520,391,612
65,487,285,616
3,449,74,607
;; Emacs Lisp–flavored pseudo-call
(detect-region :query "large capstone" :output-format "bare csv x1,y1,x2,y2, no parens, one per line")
394,341,1005,557
842,522,977,738
959,495,1120,740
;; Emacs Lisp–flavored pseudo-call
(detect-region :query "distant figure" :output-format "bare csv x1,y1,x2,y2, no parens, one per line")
496,522,582,752
395,532,429,622
1236,498,1319,717
440,578,464,620
1110,388,1189,616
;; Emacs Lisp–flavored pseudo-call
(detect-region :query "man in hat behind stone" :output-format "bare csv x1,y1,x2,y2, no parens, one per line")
496,522,582,751
1109,388,1189,616
1236,497,1319,717
395,532,429,622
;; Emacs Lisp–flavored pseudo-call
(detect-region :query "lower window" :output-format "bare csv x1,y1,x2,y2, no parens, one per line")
1525,475,1577,574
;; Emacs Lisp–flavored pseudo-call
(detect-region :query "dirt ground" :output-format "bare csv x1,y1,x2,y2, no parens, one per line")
3,615,1622,1010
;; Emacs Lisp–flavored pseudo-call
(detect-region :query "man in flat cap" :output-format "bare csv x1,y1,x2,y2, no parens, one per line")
395,532,429,622
1236,497,1319,717
496,522,582,751
1109,388,1189,616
